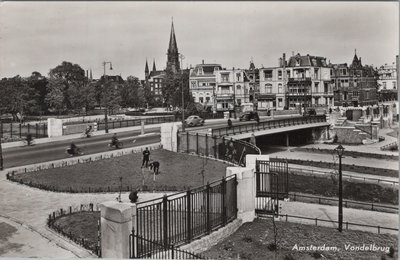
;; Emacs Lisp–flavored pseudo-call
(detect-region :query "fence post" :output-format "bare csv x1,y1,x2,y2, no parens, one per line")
205,134,209,156
315,218,318,226
213,136,217,158
35,124,39,138
186,190,192,243
378,226,380,234
196,133,199,155
185,131,189,153
112,121,115,129
19,123,22,138
28,123,31,136
222,178,227,225
163,195,168,247
206,182,211,234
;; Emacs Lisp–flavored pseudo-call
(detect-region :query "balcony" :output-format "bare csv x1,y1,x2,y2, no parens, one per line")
289,77,312,82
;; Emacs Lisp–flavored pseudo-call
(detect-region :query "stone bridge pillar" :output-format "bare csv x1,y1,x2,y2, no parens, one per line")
100,201,135,259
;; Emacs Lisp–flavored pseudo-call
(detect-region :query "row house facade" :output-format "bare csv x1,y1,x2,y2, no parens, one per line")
214,68,250,111
332,51,378,107
258,53,333,111
377,60,397,101
189,61,223,110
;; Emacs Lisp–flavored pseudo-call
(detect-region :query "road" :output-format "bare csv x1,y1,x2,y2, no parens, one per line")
2,119,256,168
3,129,161,168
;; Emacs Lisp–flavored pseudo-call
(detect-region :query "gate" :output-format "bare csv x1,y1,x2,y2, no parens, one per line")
255,159,288,215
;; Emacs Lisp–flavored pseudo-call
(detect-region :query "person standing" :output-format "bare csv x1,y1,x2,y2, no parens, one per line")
142,147,150,168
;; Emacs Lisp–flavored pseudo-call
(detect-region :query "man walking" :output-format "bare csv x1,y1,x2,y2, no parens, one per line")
142,147,150,168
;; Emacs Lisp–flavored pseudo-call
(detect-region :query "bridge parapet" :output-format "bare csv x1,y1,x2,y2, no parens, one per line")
211,115,327,137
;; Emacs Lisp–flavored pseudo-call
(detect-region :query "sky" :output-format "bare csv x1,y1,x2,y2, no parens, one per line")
0,1,398,80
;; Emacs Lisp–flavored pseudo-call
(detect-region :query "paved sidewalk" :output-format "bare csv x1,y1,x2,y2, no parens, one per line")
0,171,169,258
280,201,398,235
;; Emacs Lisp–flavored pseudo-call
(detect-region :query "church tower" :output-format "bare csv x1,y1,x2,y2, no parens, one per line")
166,19,180,73
145,59,149,80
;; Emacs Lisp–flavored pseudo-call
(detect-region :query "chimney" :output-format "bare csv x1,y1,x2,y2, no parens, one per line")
283,53,286,67
279,58,282,67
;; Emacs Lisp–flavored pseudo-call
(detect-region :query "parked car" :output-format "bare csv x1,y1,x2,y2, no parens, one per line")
239,111,259,121
184,115,205,127
303,108,317,116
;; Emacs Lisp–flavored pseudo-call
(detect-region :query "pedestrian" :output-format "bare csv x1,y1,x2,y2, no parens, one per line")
255,113,260,124
227,118,232,129
149,160,160,175
142,147,150,168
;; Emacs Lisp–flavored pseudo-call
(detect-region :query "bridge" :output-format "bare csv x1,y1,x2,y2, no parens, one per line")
209,115,330,145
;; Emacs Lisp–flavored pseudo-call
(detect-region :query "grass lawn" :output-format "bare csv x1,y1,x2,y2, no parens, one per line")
51,212,100,253
289,173,398,205
52,213,397,260
12,149,229,192
202,218,397,260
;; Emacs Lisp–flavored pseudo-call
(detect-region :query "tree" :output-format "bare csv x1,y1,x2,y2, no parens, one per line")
120,76,146,108
26,72,49,115
162,68,193,108
46,61,86,112
0,76,32,121
94,76,122,114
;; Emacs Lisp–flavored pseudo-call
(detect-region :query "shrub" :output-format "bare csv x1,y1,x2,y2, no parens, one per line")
129,191,138,203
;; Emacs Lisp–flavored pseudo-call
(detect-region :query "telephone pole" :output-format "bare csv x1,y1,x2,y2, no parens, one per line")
102,61,113,133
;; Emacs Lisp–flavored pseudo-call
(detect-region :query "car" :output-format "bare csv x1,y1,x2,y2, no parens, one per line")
303,108,317,116
184,115,205,127
239,111,259,121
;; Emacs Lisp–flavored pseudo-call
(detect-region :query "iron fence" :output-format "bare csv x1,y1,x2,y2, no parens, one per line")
287,166,399,186
135,175,237,253
97,116,175,131
0,122,47,141
47,203,101,257
276,213,398,235
177,131,261,166
289,193,398,213
211,115,327,137
129,233,206,259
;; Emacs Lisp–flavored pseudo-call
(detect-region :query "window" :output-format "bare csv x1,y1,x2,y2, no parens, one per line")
265,84,272,93
221,73,229,82
191,81,197,89
314,82,319,93
237,85,241,90
236,73,241,81
264,70,273,79
383,82,387,89
278,70,282,80
342,69,347,76
278,98,283,107
206,97,210,102
237,99,241,105
278,83,283,93
314,68,319,79
199,97,204,103
393,81,396,89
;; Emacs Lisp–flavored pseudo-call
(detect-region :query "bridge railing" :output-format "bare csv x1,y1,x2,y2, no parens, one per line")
211,115,327,137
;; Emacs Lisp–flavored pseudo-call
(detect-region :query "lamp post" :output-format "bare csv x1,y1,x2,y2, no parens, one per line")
335,144,345,232
102,61,113,133
179,54,185,131
0,120,3,170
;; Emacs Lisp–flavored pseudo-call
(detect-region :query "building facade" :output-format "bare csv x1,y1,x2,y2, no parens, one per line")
245,60,259,106
332,51,378,106
214,69,250,111
189,61,222,111
258,53,333,111
377,61,397,101
285,53,333,110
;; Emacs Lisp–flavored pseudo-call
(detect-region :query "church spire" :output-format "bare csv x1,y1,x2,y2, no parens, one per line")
145,59,149,74
166,18,180,73
152,59,157,72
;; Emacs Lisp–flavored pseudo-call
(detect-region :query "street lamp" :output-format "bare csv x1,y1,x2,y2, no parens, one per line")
335,144,345,232
179,54,185,132
0,120,3,170
102,61,113,133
